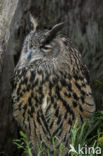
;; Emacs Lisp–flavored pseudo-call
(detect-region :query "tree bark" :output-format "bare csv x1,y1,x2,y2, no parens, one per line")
0,0,31,155
0,0,103,155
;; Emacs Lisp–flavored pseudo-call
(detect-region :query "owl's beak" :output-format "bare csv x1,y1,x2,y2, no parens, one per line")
27,49,33,60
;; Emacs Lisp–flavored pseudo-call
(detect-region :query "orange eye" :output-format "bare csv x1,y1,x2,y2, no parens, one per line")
44,46,51,50
41,44,52,52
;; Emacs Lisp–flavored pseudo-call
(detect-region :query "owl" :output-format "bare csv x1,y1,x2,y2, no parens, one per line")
11,16,95,156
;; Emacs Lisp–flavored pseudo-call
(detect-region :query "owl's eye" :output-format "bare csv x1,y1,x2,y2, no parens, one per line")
40,44,52,53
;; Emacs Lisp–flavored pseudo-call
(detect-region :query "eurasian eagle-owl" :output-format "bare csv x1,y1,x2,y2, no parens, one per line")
11,16,95,156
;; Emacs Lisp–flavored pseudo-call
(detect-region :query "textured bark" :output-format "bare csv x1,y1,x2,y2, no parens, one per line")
0,0,31,155
0,0,103,155
0,1,19,155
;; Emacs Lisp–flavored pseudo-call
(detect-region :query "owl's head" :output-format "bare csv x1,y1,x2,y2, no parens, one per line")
16,15,72,72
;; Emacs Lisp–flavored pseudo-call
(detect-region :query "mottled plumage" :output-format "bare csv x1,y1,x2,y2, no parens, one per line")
11,19,95,155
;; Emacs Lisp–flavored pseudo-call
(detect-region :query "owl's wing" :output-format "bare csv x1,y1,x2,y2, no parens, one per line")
81,64,90,84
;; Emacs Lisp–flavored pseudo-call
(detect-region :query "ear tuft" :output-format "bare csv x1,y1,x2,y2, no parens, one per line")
41,22,64,45
29,13,38,32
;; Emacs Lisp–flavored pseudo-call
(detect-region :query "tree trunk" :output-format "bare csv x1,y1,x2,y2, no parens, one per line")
0,0,31,155
0,0,103,155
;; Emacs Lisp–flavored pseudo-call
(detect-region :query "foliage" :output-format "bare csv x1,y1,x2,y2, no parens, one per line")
13,131,32,156
13,111,103,156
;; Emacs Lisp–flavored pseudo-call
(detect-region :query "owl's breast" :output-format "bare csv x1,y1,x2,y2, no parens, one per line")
12,65,95,152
